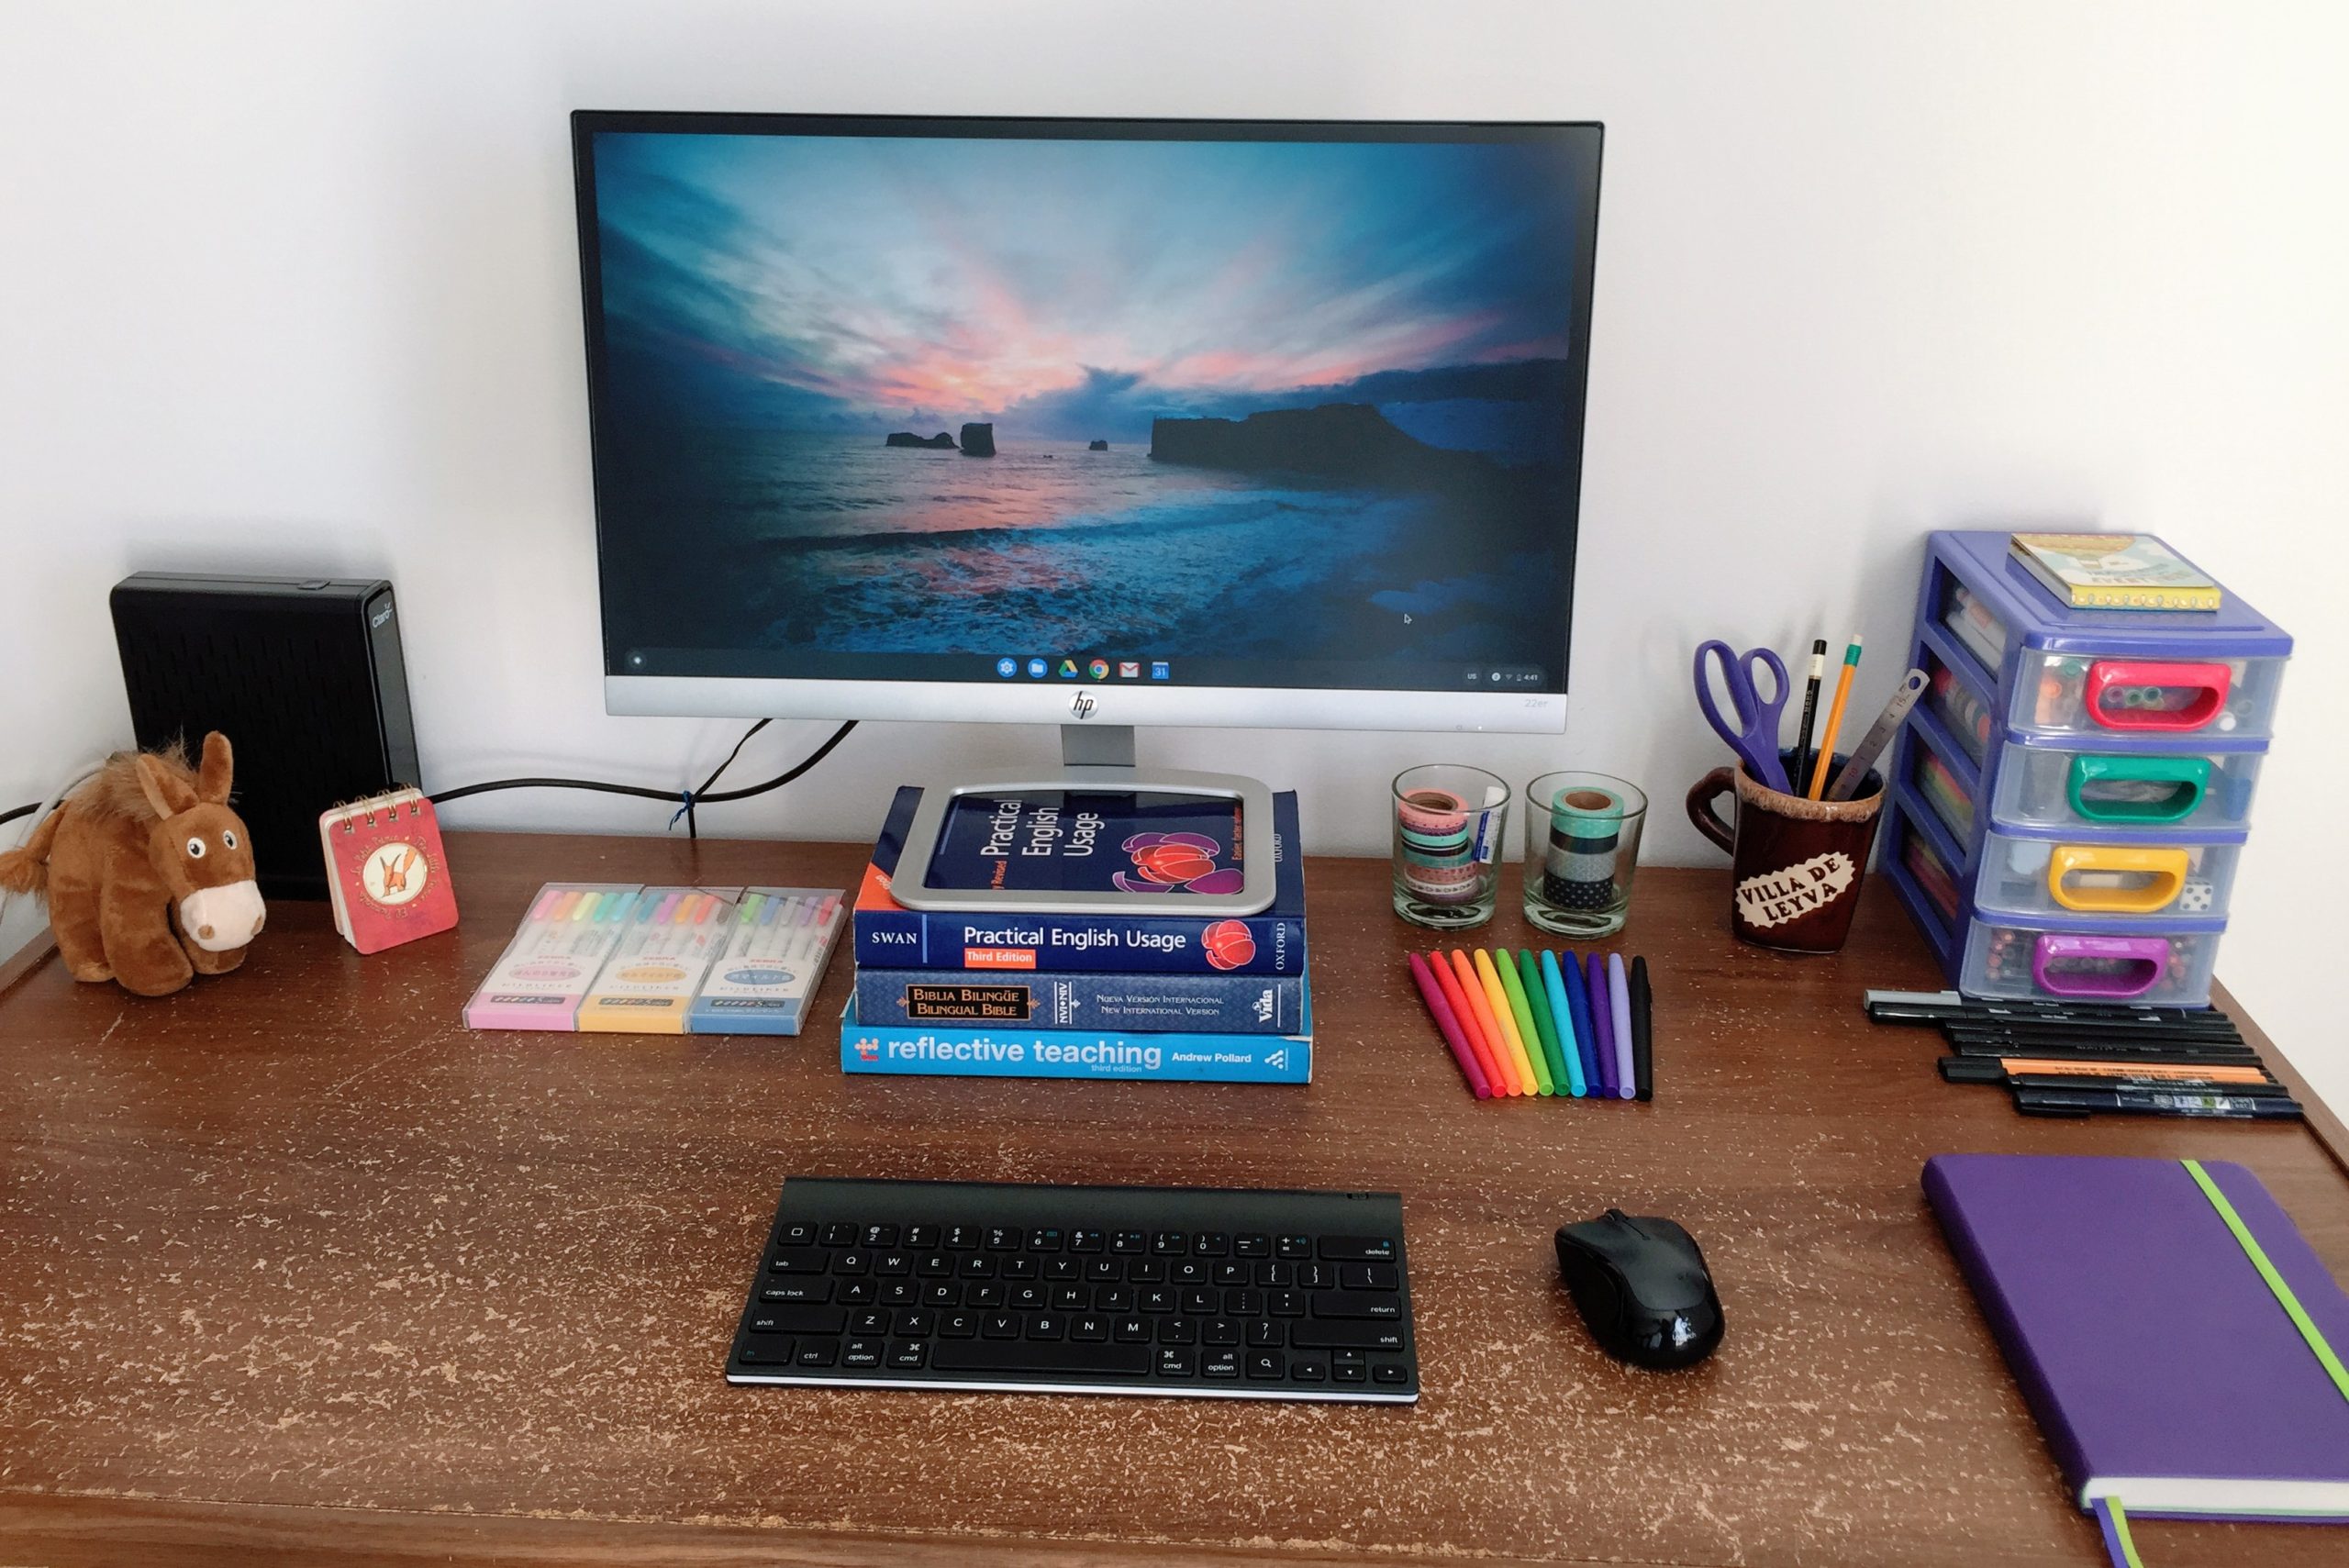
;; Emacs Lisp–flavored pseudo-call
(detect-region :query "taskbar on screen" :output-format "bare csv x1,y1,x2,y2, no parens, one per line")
616,649,1555,694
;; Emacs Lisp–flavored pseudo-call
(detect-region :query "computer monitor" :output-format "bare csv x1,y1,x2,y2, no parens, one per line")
572,112,1602,909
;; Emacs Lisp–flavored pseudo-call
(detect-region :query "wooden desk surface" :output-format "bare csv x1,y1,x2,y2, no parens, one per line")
2,833,2343,1568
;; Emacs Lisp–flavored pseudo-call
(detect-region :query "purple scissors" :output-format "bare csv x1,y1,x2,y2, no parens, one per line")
1694,639,1792,793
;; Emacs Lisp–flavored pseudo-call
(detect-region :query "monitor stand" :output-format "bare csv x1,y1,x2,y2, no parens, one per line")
885,724,1280,917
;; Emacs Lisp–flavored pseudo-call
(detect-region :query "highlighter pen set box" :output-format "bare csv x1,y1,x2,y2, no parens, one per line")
464,883,843,1035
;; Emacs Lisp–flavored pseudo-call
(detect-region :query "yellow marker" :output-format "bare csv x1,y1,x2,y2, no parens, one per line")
1451,949,1522,1095
1473,949,1539,1096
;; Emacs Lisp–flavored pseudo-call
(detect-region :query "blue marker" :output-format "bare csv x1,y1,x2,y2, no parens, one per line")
1562,951,1601,1095
1540,951,1585,1096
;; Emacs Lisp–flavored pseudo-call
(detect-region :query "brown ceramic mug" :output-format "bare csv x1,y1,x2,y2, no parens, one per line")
1686,751,1887,953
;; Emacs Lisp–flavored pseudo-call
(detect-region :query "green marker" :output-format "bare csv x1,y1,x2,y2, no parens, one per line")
1494,951,1553,1095
1518,951,1569,1093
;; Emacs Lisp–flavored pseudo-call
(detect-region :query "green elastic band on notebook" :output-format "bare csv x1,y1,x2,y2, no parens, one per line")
2182,1159,2349,1404
2098,1497,2145,1568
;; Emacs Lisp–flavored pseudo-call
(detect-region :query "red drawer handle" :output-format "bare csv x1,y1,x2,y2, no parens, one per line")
2084,660,2230,731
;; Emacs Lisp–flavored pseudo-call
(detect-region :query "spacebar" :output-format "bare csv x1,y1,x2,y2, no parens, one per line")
929,1340,1153,1377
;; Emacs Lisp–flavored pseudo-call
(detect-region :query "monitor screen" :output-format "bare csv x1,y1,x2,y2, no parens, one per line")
574,113,1601,731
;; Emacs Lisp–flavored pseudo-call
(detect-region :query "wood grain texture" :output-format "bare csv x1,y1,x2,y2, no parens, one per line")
2,832,2343,1568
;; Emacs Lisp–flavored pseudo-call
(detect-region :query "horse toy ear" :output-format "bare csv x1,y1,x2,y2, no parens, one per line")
134,752,201,818
196,731,234,806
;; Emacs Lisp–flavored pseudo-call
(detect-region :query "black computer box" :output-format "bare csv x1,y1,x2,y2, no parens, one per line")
110,573,422,901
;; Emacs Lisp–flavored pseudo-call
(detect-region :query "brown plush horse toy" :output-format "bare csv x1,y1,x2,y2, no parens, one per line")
0,733,266,996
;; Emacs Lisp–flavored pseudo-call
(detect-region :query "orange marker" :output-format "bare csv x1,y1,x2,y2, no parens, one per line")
1806,636,1864,799
1430,950,1504,1093
1449,949,1521,1095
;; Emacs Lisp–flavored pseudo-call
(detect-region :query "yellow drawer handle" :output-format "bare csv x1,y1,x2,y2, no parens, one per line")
2047,845,2188,914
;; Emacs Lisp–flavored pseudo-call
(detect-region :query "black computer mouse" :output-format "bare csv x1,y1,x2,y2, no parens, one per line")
1554,1208,1723,1369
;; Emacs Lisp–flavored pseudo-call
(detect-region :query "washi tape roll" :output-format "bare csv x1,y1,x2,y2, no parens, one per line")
1397,787,1488,901
1544,784,1622,885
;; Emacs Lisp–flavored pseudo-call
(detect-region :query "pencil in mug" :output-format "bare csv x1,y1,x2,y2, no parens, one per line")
1805,635,1863,799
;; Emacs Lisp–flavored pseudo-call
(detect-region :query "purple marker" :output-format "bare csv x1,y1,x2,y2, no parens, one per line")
1608,953,1636,1100
1586,952,1615,1097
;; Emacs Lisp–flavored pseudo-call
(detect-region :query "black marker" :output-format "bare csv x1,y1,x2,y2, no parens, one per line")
1793,639,1827,790
1630,954,1653,1102
2012,1084,2303,1120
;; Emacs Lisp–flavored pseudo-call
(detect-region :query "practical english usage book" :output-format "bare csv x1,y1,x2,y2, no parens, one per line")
1923,1154,2349,1534
854,787,1306,974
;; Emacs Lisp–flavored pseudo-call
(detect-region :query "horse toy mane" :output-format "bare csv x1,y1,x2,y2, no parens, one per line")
0,732,266,996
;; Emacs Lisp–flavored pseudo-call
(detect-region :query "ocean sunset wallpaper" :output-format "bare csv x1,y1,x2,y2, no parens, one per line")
582,124,1592,687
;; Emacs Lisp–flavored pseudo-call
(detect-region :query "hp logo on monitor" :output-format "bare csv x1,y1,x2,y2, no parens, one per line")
1069,693,1097,720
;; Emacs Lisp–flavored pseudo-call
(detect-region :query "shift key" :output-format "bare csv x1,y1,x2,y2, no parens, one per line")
1292,1319,1408,1351
746,1305,847,1336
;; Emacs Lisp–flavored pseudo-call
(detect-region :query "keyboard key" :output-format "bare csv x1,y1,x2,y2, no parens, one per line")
1029,1229,1064,1251
819,1223,857,1247
1330,1360,1365,1384
748,1305,847,1336
931,1340,1152,1378
944,1225,982,1249
1111,1230,1148,1254
1311,1291,1402,1321
778,1222,817,1246
982,1313,1019,1339
837,1280,877,1305
861,1224,898,1247
1247,1319,1284,1347
917,1253,954,1277
966,1283,1004,1308
1212,1262,1249,1286
1027,1313,1065,1340
1297,1262,1336,1291
1194,1232,1230,1256
1223,1289,1264,1316
985,1227,1020,1251
889,1340,929,1369
1139,1287,1176,1313
877,1282,918,1307
1373,1362,1408,1385
1247,1351,1285,1380
1293,1321,1408,1351
957,1254,996,1278
1319,1237,1396,1262
736,1338,794,1367
1002,1258,1039,1280
1126,1259,1165,1284
1158,1318,1197,1345
831,1251,871,1275
1044,1259,1081,1282
1289,1352,1328,1382
768,1248,827,1275
1114,1318,1151,1342
1156,1348,1197,1377
906,1225,941,1249
1275,1236,1313,1260
1152,1231,1187,1255
1069,1229,1106,1252
874,1252,912,1276
1341,1262,1401,1292
1181,1288,1216,1314
1085,1259,1119,1282
1203,1318,1241,1346
1202,1349,1241,1379
796,1341,840,1367
841,1338,884,1368
1268,1290,1306,1318
895,1309,934,1337
941,1311,979,1338
1259,1262,1294,1287
1170,1260,1209,1286
1071,1315,1108,1341
1051,1285,1085,1310
760,1279,834,1304
923,1283,960,1307
1235,1234,1271,1258
848,1308,891,1335
1009,1284,1046,1311
1096,1286,1132,1312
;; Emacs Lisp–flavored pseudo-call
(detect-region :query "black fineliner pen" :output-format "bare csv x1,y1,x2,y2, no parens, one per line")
1630,954,1653,1102
1865,989,2238,1033
2012,1085,2304,1120
1944,1029,2257,1061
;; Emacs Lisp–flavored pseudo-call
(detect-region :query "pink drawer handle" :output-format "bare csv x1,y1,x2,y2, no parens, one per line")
2032,934,2169,998
2085,660,2230,731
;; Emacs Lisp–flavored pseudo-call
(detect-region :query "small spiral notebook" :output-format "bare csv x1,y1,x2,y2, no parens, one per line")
1924,1153,2349,1563
317,788,459,954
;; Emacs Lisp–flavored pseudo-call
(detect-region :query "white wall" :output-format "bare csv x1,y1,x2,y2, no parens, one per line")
4,2,2344,1105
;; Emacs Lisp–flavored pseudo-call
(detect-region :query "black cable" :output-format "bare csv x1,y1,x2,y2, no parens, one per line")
1,802,34,828
425,720,855,830
685,717,771,840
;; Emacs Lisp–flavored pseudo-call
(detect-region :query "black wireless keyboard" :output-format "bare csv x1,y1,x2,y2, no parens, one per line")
726,1178,1418,1403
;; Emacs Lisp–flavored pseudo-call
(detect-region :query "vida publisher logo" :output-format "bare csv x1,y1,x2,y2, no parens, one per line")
853,1035,881,1062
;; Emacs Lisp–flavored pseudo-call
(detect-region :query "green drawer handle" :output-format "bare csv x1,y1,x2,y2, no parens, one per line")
2067,755,2210,824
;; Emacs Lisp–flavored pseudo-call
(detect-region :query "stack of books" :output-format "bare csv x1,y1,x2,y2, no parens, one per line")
843,786,1310,1083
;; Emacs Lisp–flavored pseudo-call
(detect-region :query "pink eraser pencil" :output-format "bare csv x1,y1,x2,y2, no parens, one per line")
1408,952,1491,1098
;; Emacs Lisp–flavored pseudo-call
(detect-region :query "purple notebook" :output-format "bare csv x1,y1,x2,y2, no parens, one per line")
1924,1153,2349,1522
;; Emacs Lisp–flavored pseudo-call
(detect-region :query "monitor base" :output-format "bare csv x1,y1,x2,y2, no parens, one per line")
886,727,1280,916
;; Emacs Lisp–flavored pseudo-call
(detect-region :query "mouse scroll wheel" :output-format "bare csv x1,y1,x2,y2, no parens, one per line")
1604,1207,1650,1238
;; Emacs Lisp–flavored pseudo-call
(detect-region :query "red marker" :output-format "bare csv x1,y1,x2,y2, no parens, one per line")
1409,951,1491,1098
1448,948,1520,1095
1431,948,1504,1094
